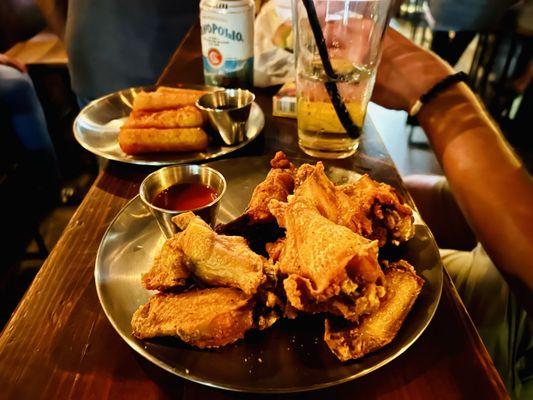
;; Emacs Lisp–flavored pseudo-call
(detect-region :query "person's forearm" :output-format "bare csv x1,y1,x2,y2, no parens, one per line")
418,83,533,312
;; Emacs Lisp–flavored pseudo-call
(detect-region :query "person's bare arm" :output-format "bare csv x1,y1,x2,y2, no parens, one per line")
372,28,533,315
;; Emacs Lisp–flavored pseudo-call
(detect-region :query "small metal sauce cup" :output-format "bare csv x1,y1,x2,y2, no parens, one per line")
196,89,255,146
139,164,226,238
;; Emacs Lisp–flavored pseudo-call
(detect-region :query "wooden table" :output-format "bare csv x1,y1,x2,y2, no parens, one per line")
0,24,508,399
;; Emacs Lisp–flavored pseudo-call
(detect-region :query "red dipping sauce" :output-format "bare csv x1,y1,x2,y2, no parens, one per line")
152,183,218,211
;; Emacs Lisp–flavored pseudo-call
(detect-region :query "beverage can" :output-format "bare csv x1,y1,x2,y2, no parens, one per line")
199,0,255,88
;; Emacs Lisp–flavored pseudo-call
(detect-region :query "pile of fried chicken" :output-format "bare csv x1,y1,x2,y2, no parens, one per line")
131,152,424,361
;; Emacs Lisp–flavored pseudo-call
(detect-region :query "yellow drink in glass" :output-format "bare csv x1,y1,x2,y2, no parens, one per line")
297,63,374,158
294,0,389,159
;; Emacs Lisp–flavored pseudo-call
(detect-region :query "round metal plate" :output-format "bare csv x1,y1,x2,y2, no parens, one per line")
95,156,443,393
74,85,265,165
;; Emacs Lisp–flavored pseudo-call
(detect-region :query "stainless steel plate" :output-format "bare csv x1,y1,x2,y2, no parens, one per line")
95,156,443,393
74,85,265,165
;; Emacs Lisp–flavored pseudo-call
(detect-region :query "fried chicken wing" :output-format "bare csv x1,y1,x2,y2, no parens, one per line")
216,151,295,254
172,212,266,295
324,260,424,361
288,162,359,230
339,175,415,246
269,199,385,321
244,151,296,224
141,235,189,291
288,162,414,246
131,288,254,348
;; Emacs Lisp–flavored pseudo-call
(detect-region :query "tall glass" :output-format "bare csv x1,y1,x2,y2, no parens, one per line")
295,0,390,158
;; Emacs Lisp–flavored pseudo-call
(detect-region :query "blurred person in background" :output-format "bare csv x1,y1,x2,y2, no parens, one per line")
506,0,532,143
36,0,198,105
426,0,518,66
63,0,197,105
0,53,61,208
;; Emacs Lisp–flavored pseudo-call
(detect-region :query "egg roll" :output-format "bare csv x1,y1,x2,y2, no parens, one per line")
131,288,254,348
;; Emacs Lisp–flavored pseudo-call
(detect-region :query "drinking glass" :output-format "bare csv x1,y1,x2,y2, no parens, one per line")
295,0,390,158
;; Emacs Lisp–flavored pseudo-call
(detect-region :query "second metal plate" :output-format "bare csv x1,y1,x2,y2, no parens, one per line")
74,85,265,165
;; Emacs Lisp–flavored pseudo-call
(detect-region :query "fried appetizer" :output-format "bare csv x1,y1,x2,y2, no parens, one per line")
216,151,295,254
131,288,254,348
324,260,424,361
289,162,358,230
269,199,385,321
119,87,209,155
141,235,189,291
289,162,414,246
118,127,208,155
132,87,207,111
124,106,204,129
339,175,414,246
219,151,296,227
131,153,424,359
172,212,266,296
245,151,296,223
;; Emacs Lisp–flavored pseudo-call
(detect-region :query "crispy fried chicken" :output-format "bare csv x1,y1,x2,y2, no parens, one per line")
132,153,424,359
215,152,295,255
339,175,415,246
172,212,266,296
245,151,296,223
132,288,254,348
269,199,385,321
324,260,424,361
141,235,189,291
289,162,414,246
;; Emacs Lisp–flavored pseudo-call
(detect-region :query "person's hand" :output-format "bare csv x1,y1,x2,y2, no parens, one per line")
371,28,453,112
0,53,27,73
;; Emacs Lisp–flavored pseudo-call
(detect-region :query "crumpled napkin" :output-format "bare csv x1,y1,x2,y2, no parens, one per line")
254,0,295,87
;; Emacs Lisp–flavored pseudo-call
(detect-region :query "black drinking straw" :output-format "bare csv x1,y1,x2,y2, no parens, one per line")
301,0,361,139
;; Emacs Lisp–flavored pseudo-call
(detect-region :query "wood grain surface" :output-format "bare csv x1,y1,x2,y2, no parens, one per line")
0,23,508,399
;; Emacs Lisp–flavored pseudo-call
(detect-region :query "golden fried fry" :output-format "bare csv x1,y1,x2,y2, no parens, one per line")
124,106,204,129
118,127,208,155
132,88,207,111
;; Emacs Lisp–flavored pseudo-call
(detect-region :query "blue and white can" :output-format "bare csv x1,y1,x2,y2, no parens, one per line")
200,0,254,88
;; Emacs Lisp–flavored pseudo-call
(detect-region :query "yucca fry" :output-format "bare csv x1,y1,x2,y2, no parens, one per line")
133,89,208,111
118,127,208,155
124,106,205,129
156,87,207,95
